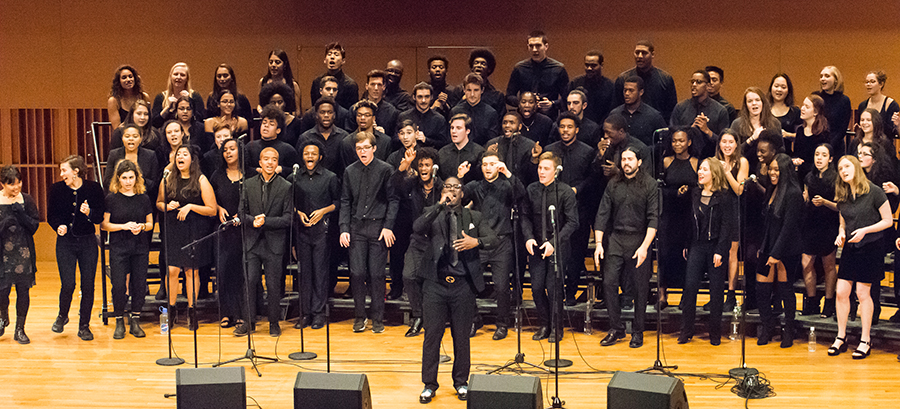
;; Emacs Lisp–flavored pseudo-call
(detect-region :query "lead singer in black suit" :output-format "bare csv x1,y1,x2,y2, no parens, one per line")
417,176,497,404
234,147,292,337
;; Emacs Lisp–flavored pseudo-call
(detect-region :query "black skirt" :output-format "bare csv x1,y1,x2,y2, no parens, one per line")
838,241,884,284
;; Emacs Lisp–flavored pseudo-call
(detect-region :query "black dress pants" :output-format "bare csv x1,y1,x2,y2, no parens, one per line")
603,232,651,333
349,219,387,321
480,237,513,327
421,277,476,391
298,223,330,317
246,248,284,325
681,240,727,340
109,247,148,318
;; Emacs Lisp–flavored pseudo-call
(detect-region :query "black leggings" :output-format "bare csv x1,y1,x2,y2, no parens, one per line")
0,284,30,319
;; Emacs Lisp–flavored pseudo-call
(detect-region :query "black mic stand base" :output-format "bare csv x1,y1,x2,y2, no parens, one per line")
156,357,185,366
547,396,565,408
214,348,278,377
543,358,573,368
636,360,678,374
289,351,318,360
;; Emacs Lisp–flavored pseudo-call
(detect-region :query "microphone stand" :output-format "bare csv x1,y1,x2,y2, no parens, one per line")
289,165,317,361
730,179,758,382
213,134,278,377
157,171,185,366
638,128,677,375
545,200,570,409
181,228,221,368
489,205,550,375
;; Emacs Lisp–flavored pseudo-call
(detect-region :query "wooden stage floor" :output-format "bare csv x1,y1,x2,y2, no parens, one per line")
2,262,898,408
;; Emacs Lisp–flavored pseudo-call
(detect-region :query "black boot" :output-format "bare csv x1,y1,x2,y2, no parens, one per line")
188,308,198,331
168,304,178,328
723,290,737,312
113,317,126,339
14,316,29,344
779,283,796,348
129,314,145,338
756,282,774,345
820,297,835,319
0,307,8,337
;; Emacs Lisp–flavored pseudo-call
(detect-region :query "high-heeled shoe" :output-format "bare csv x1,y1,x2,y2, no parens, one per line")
852,340,871,360
828,336,847,356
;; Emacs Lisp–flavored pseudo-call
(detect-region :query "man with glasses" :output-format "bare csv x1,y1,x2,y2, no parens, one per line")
417,176,497,403
670,70,730,157
352,70,399,138
341,100,392,168
339,132,398,334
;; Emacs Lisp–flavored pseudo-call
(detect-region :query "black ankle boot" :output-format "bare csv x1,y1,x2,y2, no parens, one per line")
756,282,774,345
129,314,145,338
14,316,29,344
168,305,178,328
188,308,198,331
779,284,796,348
113,317,126,339
821,298,835,319
723,290,737,312
0,307,8,337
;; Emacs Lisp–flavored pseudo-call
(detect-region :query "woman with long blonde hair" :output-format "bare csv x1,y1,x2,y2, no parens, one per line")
151,62,206,128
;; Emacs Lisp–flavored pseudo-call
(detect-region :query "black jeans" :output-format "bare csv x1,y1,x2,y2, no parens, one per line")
56,234,98,327
480,237,513,327
681,240,727,340
402,239,429,319
421,277,475,391
349,219,387,321
603,232,651,334
109,247,148,318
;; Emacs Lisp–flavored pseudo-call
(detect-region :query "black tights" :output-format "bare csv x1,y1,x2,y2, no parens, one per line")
0,284,30,319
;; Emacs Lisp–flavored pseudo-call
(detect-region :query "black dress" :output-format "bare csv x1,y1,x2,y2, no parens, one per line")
802,169,839,256
659,157,696,288
162,177,212,268
792,126,829,181
210,169,243,319
0,195,39,289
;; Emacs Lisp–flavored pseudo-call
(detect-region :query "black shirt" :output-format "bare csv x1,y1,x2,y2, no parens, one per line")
485,134,537,185
519,112,554,146
104,147,160,196
437,140,485,184
383,88,415,113
452,78,508,120
710,93,738,123
291,165,340,215
393,171,443,236
205,92,254,124
105,192,152,251
298,104,353,135
550,116,602,147
351,99,400,138
568,74,616,124
297,126,350,178
244,138,299,179
545,139,596,195
310,70,360,111
521,180,579,243
670,97,731,136
506,57,570,118
838,181,888,247
339,158,398,232
151,91,206,129
341,130,392,169
609,102,668,146
594,171,659,234
813,90,852,155
462,175,526,236
450,100,500,147
427,79,460,119
47,180,105,237
615,66,678,121
398,108,450,149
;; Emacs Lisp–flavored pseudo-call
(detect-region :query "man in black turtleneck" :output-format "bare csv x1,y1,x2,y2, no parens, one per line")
451,49,506,118
383,59,415,113
614,40,678,121
485,112,537,185
426,55,459,119
506,30,569,120
568,50,615,125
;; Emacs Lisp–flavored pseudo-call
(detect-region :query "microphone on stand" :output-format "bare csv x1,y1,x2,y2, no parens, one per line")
292,163,300,175
219,217,239,229
432,164,439,179
162,168,170,179
741,174,757,185
554,165,563,180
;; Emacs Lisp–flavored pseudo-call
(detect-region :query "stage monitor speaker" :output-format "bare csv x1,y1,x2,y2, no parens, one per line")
176,367,246,409
294,372,372,409
607,371,688,409
467,374,542,409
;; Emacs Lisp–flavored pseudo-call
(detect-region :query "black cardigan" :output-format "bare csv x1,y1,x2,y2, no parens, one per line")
47,180,105,237
689,189,737,257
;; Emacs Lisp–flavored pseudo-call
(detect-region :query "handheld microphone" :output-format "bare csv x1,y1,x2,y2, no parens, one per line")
432,164,439,178
220,217,239,229
742,174,757,185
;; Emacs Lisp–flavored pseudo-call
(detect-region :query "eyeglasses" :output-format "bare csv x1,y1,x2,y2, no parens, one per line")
857,151,872,157
444,184,462,190
355,145,374,152
356,112,374,118
690,79,707,85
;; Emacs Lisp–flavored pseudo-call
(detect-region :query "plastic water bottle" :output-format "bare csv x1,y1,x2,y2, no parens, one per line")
729,304,741,340
808,327,816,352
160,307,169,335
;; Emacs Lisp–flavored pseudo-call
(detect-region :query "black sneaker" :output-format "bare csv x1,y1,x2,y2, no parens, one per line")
51,316,68,333
353,318,368,333
372,320,385,333
311,315,326,329
419,388,435,404
233,323,251,337
77,325,94,341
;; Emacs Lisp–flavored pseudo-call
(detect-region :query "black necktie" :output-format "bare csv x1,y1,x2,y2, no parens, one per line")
449,211,459,266
541,186,548,242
